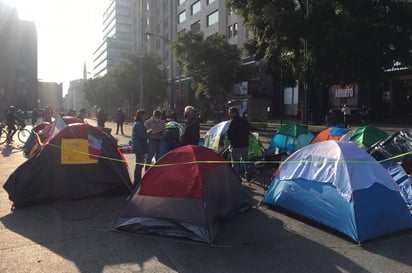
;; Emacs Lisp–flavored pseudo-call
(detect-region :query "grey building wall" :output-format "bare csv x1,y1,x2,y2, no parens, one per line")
38,81,63,113
64,79,92,114
93,0,134,77
0,2,38,117
176,0,249,52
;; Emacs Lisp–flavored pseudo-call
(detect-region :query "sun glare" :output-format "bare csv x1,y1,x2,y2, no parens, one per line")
7,0,106,91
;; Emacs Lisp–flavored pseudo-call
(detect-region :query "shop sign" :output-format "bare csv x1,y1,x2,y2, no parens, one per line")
334,84,354,98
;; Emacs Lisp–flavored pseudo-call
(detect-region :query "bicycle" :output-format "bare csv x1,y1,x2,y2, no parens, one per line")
246,153,281,189
0,121,31,145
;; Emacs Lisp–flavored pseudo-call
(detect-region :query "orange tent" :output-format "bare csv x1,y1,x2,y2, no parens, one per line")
311,127,350,144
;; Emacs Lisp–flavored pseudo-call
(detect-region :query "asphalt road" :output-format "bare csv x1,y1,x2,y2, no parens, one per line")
0,119,411,273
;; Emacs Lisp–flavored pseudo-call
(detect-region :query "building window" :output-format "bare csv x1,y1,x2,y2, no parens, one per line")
191,1,201,15
191,21,201,32
207,0,216,5
207,10,218,27
178,10,186,24
228,25,233,38
178,0,185,5
233,23,238,36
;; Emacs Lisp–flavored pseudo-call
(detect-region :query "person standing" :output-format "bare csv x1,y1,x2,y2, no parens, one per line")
326,109,335,127
227,106,250,178
341,104,351,128
96,108,107,128
360,105,369,125
5,106,18,144
132,109,149,188
76,108,86,121
115,108,126,135
31,107,38,126
43,106,53,123
144,110,165,168
179,106,200,146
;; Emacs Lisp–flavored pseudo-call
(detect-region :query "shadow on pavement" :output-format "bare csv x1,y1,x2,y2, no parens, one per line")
1,194,371,273
1,144,25,157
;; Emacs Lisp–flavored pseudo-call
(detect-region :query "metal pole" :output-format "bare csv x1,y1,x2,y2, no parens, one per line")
139,0,144,109
302,0,309,124
143,31,173,112
170,0,174,112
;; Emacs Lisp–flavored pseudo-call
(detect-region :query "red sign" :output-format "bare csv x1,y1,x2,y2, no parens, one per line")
334,84,354,98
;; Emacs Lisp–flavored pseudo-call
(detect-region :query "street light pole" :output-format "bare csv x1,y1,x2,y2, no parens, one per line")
139,0,144,110
144,32,174,112
298,0,309,124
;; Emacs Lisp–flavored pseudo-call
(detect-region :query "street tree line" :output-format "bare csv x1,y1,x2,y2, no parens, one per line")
83,53,168,119
83,32,245,120
83,0,412,120
227,0,412,88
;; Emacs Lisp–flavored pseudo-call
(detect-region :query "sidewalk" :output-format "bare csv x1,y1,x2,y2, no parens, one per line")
0,121,412,273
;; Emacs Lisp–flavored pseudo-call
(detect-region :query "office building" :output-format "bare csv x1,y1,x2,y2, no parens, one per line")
37,81,63,113
93,0,134,78
0,2,38,117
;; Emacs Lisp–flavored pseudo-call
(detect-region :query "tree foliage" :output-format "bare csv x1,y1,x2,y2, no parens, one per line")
173,31,244,109
83,52,168,115
83,76,112,112
227,0,412,86
112,52,168,111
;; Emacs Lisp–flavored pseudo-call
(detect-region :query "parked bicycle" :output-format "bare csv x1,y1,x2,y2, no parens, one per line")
0,121,31,145
246,153,281,189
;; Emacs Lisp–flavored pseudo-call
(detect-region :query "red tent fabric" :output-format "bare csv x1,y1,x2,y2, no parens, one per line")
114,145,252,244
4,123,131,207
139,145,226,198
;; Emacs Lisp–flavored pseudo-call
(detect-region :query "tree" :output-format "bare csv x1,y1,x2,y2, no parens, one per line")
111,52,168,112
173,31,244,115
83,75,122,117
83,76,108,111
227,0,412,86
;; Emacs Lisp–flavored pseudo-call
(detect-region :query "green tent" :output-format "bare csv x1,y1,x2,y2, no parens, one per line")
276,123,310,138
347,126,389,149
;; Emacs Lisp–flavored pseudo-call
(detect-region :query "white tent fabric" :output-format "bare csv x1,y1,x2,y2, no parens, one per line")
279,141,401,201
203,120,231,153
206,120,230,136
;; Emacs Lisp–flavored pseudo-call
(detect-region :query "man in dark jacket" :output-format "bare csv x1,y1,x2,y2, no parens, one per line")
179,106,200,146
5,106,19,144
227,106,250,178
115,108,126,135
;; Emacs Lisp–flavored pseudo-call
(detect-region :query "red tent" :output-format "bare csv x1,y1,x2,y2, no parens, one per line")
4,123,131,207
113,145,253,244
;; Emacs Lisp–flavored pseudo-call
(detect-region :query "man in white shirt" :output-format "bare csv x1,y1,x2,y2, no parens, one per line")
144,110,165,169
341,104,351,128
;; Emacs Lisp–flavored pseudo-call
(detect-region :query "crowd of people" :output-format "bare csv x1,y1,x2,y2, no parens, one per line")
131,105,203,188
129,105,252,189
325,104,370,128
3,103,250,190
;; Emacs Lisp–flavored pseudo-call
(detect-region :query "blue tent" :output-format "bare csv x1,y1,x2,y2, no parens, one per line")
268,123,314,154
380,160,412,209
262,141,412,243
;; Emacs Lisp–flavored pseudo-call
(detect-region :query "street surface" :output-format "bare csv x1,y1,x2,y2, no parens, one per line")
0,119,411,273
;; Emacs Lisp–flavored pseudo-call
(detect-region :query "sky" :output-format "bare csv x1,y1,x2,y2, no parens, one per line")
8,0,107,94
